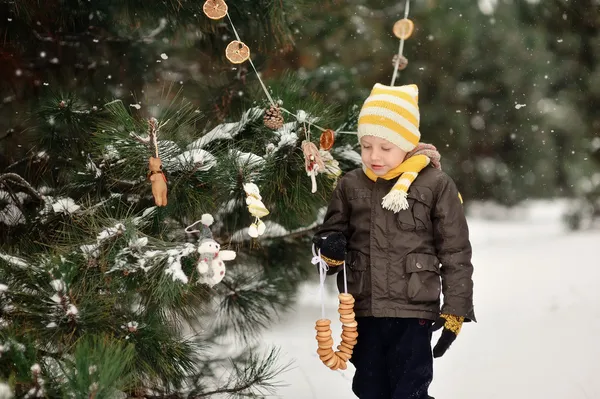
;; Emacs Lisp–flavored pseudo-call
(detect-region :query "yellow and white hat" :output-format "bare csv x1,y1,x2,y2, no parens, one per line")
357,83,420,152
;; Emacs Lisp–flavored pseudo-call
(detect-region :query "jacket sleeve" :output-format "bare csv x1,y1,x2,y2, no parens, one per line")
313,177,350,274
314,177,350,239
432,174,476,322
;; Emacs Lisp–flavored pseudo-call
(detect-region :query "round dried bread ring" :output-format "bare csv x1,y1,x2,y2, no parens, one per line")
331,355,343,370
340,341,354,351
393,18,414,40
315,293,357,369
203,0,228,20
317,347,333,356
336,351,352,361
316,319,331,327
338,293,354,302
225,40,250,64
316,334,332,342
337,356,348,370
337,345,353,355
320,351,335,362
318,338,334,348
325,355,337,368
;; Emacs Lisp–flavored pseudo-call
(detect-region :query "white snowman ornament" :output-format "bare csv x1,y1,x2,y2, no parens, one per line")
190,214,237,287
243,182,270,238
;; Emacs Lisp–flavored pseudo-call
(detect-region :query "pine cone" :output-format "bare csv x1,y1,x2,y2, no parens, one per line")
263,105,284,130
392,54,408,71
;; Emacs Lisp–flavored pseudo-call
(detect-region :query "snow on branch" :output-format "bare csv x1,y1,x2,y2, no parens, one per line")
187,107,263,149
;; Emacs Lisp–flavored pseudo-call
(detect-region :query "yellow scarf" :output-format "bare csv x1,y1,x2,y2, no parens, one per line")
362,154,430,213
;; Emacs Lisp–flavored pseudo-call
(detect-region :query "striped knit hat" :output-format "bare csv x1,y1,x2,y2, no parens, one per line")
357,83,420,152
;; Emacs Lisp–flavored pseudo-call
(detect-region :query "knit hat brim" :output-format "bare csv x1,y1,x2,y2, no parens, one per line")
357,123,418,152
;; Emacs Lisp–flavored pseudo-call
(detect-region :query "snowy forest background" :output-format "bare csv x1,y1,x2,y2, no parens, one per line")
0,0,599,398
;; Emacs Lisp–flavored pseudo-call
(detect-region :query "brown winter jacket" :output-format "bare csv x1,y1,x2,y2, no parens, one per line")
315,166,476,322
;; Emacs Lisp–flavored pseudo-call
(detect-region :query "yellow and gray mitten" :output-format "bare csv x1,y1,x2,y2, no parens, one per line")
431,314,464,358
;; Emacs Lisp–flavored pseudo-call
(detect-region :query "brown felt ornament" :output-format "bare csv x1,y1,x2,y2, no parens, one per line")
148,157,167,207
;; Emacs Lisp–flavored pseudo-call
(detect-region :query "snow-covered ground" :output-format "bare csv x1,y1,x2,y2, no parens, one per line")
262,200,600,399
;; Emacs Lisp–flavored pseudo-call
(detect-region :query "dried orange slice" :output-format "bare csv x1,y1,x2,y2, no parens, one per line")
319,129,335,151
225,40,250,64
203,0,228,20
393,18,414,40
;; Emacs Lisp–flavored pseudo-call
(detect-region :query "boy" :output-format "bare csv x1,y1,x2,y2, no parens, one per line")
313,83,475,399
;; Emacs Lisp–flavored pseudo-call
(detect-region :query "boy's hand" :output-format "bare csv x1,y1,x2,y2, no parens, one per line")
312,232,346,266
431,313,464,358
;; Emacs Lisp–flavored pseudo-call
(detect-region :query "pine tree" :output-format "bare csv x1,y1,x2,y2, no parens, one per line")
291,0,590,205
0,0,347,397
514,0,600,229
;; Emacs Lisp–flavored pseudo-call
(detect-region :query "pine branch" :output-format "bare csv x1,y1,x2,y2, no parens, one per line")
0,173,44,202
190,347,290,398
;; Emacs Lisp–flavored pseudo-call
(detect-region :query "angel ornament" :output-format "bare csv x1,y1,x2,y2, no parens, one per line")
302,140,325,194
243,182,270,238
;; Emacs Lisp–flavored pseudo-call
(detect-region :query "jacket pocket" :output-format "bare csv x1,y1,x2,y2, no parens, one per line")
337,250,371,302
396,186,434,231
405,253,441,304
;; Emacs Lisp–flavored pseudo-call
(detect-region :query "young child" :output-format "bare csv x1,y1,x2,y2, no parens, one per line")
313,83,475,399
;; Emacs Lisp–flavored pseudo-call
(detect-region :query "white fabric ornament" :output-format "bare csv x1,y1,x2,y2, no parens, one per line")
243,182,270,237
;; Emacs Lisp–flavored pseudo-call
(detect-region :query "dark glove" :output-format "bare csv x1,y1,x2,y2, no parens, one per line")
431,314,464,358
312,232,346,267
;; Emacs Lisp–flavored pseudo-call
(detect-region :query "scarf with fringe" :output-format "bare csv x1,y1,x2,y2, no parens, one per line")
362,143,442,213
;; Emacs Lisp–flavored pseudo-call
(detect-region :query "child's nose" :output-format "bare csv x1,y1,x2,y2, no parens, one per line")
370,149,381,161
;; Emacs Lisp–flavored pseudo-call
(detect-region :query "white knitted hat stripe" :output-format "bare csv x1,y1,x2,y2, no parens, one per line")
375,83,419,97
358,108,420,139
357,125,415,152
363,94,420,120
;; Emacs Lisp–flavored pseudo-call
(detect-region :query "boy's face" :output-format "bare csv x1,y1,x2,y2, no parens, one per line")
360,136,407,176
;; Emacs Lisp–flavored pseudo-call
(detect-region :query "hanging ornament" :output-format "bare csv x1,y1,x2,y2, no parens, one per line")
392,18,414,40
185,214,237,287
392,54,409,71
315,293,358,370
319,129,335,151
131,118,168,207
203,0,228,20
318,149,342,180
263,104,284,130
311,176,355,371
225,40,250,64
302,140,326,194
148,157,168,206
243,183,269,238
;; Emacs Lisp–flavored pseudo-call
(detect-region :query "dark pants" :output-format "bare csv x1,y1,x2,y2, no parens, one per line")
350,317,433,399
